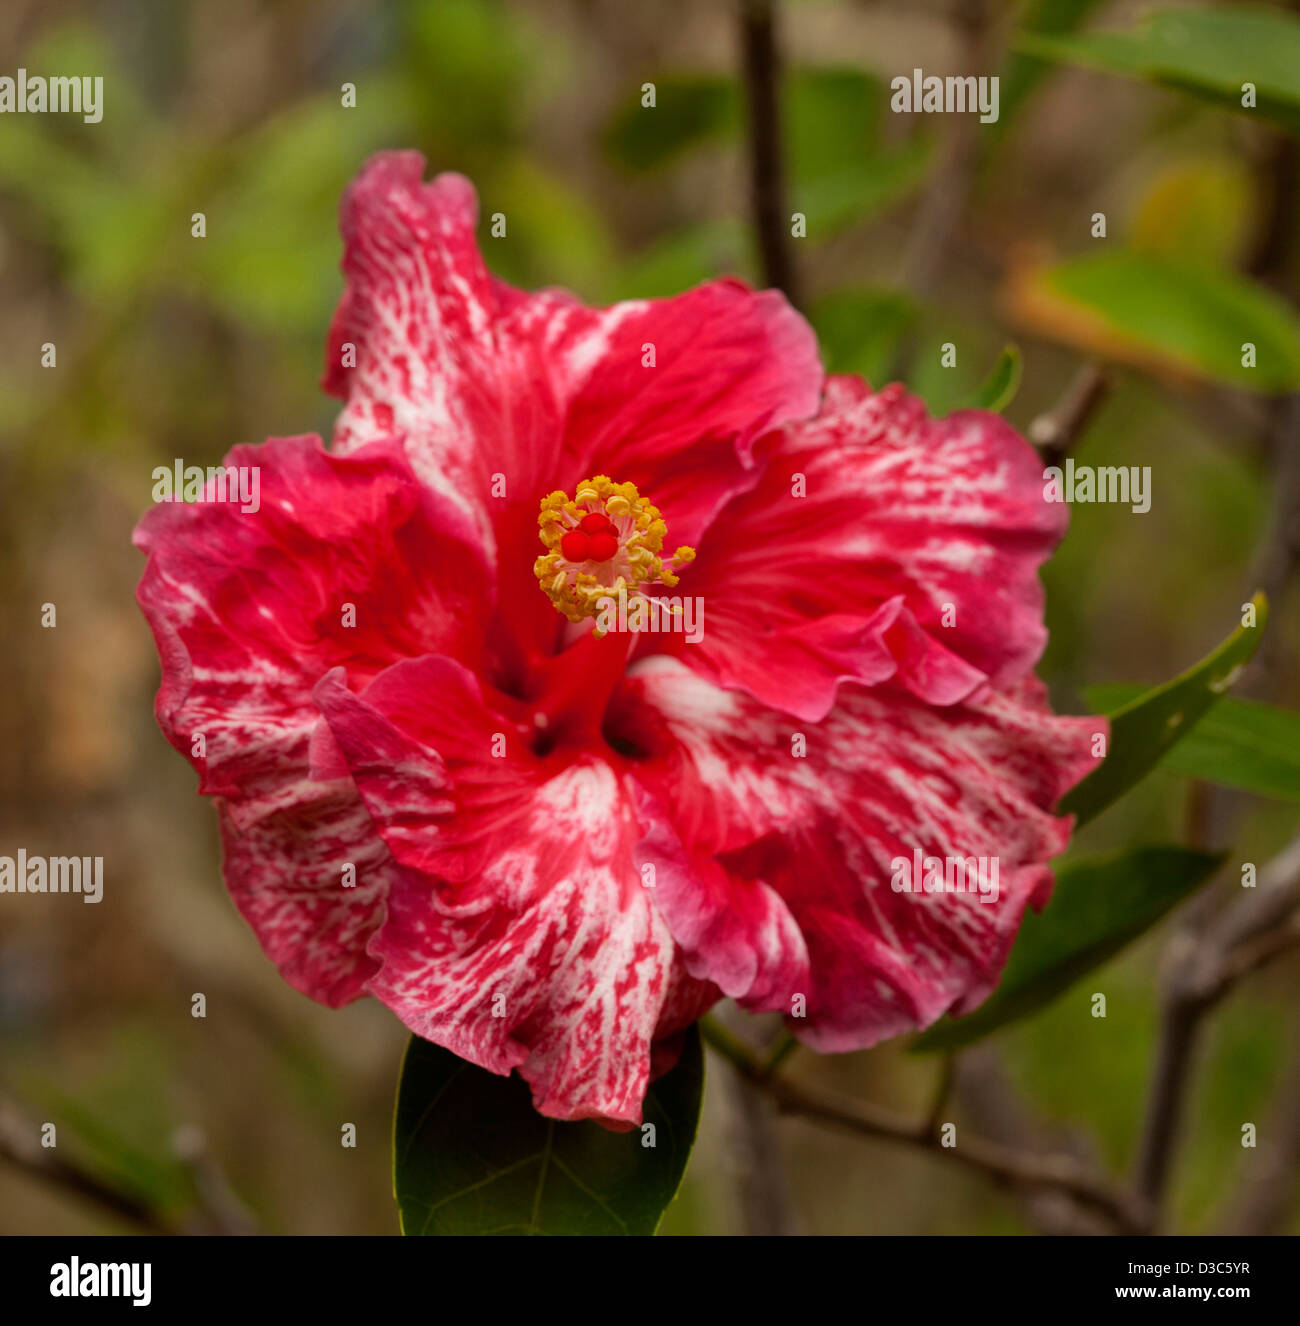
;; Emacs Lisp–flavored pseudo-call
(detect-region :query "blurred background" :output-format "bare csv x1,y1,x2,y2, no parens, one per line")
1,0,1298,1235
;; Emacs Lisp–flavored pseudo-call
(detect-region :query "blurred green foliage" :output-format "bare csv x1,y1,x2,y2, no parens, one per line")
915,847,1226,1053
1020,4,1300,133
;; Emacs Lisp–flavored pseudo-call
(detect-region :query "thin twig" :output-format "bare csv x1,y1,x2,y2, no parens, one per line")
954,1047,1117,1234
171,1125,261,1235
738,0,800,307
923,1053,955,1140
1221,1015,1300,1233
0,1094,172,1234
1134,832,1300,1219
700,1018,1148,1232
762,1032,799,1078
0,1092,261,1235
1029,362,1112,467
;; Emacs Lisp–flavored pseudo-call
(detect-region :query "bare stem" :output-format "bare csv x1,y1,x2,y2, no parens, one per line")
1134,832,1300,1220
0,1092,261,1235
700,1018,1148,1232
0,1094,171,1234
1029,362,1112,467
739,0,800,307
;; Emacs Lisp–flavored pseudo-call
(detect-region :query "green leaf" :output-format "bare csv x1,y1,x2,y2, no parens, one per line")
1015,250,1300,391
1016,5,1300,134
786,67,884,181
393,1027,704,1235
956,345,1022,412
808,287,917,386
1086,687,1300,805
913,846,1225,1052
1059,594,1268,827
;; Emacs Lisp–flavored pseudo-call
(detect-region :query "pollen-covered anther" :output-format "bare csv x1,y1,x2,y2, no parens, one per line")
533,475,695,630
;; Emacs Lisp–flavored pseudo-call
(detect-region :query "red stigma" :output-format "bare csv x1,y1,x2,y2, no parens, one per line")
586,531,618,562
560,530,590,561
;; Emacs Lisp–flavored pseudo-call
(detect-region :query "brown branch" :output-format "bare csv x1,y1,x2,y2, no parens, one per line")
1192,66,1300,1233
170,1125,261,1236
1143,399,1300,1216
724,0,804,1236
738,0,801,308
1029,362,1112,467
1240,393,1300,695
1134,832,1300,1219
0,1093,172,1234
1246,128,1298,291
701,1018,1148,1232
954,1046,1118,1234
1221,1014,1300,1234
889,0,992,383
0,1092,261,1235
715,1007,800,1234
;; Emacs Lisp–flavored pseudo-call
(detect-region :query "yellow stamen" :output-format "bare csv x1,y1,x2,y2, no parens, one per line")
533,475,696,634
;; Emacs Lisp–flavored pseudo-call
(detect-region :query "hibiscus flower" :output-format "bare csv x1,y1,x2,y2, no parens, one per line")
134,151,1099,1126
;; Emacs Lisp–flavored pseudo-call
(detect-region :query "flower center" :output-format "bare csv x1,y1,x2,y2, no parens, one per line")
534,475,695,632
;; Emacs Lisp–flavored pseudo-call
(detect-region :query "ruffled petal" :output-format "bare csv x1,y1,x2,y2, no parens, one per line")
314,658,717,1124
681,376,1065,720
324,152,822,630
215,782,401,1007
324,153,563,566
497,278,823,549
133,435,490,1003
611,657,1101,1048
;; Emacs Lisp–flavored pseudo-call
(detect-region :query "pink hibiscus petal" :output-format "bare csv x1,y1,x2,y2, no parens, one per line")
632,782,811,1008
216,785,403,1007
324,152,822,604
611,657,1101,1046
497,277,824,549
133,435,490,1003
680,375,1066,720
314,658,717,1125
323,155,560,557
